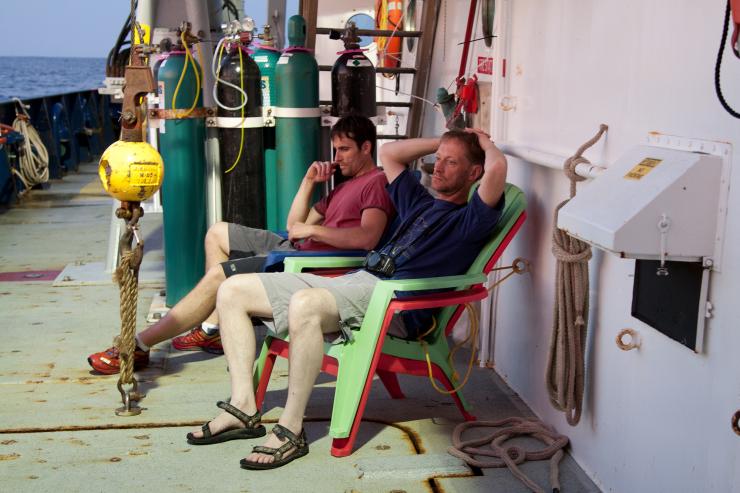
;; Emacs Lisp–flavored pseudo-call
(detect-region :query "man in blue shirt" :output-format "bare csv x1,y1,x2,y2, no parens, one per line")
186,128,508,470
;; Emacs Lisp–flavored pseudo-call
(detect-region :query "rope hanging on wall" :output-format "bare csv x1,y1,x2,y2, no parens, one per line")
545,124,607,426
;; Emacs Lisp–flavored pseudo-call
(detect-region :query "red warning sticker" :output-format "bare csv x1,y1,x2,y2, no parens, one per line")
477,57,494,75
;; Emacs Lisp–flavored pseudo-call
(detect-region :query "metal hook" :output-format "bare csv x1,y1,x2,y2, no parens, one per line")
115,378,143,416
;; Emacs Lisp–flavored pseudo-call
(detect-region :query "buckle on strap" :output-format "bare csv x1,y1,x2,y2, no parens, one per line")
272,423,299,443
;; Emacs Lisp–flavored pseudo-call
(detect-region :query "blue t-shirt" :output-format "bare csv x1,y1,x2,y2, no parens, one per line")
375,169,505,336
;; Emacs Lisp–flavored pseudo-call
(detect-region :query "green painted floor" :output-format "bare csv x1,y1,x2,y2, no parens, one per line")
0,162,600,492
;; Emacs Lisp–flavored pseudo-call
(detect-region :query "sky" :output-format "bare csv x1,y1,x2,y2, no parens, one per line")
0,0,132,58
0,1,288,58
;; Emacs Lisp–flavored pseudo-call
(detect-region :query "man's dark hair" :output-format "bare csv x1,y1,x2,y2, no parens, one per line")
330,114,377,154
440,129,486,167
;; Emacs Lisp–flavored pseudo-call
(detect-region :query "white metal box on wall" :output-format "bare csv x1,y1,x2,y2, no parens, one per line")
557,145,724,263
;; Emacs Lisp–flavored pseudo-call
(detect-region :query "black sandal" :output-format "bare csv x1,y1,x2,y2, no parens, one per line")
186,401,266,445
239,424,309,470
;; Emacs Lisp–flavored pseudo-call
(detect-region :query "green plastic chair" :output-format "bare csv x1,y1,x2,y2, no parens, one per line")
254,184,527,457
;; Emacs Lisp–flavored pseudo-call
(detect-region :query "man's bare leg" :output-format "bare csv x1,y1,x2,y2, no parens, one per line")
137,265,227,348
188,274,274,436
205,222,231,268
246,288,340,465
200,222,232,326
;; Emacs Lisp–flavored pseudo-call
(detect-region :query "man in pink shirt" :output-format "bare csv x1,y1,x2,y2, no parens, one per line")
88,115,395,374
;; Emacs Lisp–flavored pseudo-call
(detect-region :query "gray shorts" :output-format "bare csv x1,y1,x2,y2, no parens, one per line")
228,223,294,257
256,270,408,340
222,224,296,277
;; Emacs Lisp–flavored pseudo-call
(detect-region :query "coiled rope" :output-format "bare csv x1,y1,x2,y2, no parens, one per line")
448,417,569,493
546,124,607,426
9,99,49,193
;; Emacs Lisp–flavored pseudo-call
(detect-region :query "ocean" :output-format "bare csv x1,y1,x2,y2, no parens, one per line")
0,56,106,102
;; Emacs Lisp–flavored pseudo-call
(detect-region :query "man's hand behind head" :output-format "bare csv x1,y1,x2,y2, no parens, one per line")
464,128,506,174
464,128,496,153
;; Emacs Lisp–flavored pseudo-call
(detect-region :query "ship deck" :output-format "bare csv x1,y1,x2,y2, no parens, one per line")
0,161,600,492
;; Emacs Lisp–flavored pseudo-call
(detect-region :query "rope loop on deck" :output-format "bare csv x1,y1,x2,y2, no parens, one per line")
448,417,569,493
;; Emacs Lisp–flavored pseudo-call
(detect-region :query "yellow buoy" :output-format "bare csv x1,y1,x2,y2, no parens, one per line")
99,141,164,202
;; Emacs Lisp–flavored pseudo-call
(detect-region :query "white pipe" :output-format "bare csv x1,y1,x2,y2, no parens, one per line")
183,0,222,226
480,0,513,368
498,143,607,179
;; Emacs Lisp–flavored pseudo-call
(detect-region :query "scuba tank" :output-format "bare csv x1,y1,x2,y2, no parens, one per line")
214,21,266,229
331,21,377,118
252,25,282,232
156,25,207,306
274,15,320,230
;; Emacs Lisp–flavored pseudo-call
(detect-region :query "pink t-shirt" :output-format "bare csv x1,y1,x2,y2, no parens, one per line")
296,167,395,250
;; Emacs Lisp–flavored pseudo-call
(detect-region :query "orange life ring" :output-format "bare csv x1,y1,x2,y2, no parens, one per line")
375,0,403,72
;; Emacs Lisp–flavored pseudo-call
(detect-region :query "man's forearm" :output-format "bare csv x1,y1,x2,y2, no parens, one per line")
286,178,316,230
477,144,508,207
302,225,378,250
381,137,440,166
379,137,440,182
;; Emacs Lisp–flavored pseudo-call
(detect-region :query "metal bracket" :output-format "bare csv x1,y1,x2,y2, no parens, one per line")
148,107,215,121
205,116,265,128
319,106,389,128
262,106,276,127
656,214,671,276
694,259,714,353
120,65,156,142
320,108,337,128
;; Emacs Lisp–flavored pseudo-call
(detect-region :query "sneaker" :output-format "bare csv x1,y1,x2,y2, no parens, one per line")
87,345,150,375
172,327,223,354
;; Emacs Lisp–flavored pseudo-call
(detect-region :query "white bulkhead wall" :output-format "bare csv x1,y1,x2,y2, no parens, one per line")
420,1,740,491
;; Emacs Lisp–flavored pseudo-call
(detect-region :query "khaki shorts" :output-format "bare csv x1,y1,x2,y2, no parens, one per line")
256,270,408,340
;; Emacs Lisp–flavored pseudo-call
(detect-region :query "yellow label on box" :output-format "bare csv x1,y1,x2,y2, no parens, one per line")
624,158,662,180
130,163,161,186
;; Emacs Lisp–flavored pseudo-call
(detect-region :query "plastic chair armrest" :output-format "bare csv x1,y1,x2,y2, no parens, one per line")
386,285,488,312
263,249,366,272
284,256,366,273
373,273,487,295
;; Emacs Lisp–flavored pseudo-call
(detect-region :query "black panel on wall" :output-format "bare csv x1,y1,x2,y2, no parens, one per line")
631,260,704,351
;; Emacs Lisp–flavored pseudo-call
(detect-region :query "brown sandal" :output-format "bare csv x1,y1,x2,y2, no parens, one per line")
239,424,309,470
186,401,266,445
